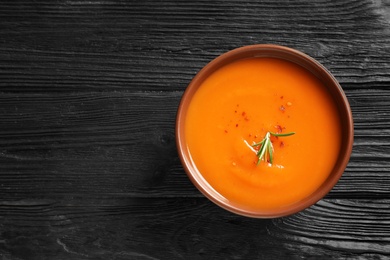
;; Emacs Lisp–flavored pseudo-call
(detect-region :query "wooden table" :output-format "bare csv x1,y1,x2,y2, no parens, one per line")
1,1,389,259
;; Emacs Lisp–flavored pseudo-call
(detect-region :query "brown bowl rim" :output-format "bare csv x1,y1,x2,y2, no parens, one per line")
176,44,354,218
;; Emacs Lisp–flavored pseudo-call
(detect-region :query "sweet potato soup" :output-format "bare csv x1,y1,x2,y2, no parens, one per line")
184,57,342,211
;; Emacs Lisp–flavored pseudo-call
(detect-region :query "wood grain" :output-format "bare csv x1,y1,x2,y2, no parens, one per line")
0,198,389,259
0,0,390,259
0,89,390,199
0,0,389,93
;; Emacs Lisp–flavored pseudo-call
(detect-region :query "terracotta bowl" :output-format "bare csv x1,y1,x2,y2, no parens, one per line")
176,44,353,218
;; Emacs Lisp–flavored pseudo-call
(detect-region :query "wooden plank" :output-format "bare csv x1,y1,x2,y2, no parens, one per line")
0,89,389,199
0,198,388,259
0,0,389,93
271,199,390,257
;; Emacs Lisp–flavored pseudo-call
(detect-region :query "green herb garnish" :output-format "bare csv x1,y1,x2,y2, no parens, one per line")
252,131,295,165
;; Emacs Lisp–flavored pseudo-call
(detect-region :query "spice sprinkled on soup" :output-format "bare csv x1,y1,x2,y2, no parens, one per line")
184,57,342,211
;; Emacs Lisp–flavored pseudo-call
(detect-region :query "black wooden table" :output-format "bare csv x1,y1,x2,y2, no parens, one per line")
1,1,389,259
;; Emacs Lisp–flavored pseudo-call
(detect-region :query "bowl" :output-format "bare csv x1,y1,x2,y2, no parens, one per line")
176,44,353,218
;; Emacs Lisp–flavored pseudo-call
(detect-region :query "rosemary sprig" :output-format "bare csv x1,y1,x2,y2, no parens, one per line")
252,131,295,165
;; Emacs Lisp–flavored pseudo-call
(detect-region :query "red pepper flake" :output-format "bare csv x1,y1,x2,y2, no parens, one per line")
241,111,246,116
280,96,284,99
244,117,249,121
275,125,285,133
224,130,228,133
280,141,285,148
279,105,285,112
234,110,237,113
235,124,238,127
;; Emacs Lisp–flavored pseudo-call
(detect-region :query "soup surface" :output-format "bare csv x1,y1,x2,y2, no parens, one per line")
185,57,341,212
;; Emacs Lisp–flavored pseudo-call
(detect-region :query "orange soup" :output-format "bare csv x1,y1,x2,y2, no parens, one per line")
184,57,342,211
